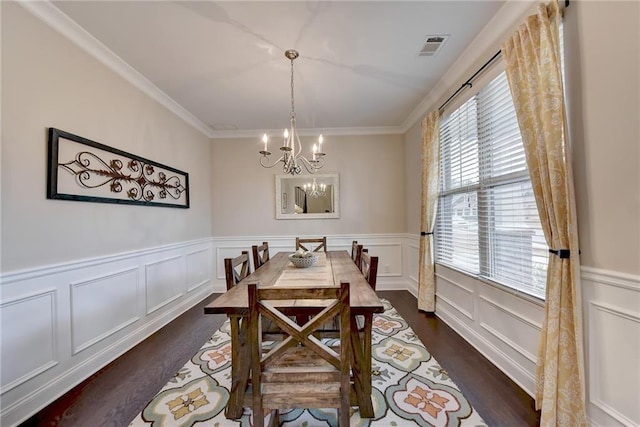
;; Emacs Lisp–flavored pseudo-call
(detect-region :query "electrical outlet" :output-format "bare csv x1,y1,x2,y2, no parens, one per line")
384,264,390,274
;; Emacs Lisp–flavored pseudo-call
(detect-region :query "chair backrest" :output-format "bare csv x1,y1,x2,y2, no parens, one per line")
351,240,359,260
224,251,251,291
252,242,270,270
352,243,365,271
295,236,327,252
360,251,379,290
247,282,351,427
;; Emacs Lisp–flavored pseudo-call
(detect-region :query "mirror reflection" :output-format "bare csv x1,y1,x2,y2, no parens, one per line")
275,174,339,219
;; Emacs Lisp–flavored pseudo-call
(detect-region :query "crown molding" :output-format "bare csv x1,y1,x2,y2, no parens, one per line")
18,1,216,139
209,125,404,139
400,0,538,133
18,0,536,141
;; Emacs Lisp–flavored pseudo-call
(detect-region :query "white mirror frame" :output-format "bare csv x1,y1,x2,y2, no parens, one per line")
275,173,340,220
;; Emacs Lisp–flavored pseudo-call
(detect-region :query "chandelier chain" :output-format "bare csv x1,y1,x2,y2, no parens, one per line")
290,56,295,120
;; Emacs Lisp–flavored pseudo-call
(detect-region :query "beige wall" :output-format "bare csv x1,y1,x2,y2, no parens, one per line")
211,134,406,236
404,120,422,234
565,0,640,274
1,3,213,272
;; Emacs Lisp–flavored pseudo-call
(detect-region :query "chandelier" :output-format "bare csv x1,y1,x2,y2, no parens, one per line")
259,49,325,175
303,178,326,198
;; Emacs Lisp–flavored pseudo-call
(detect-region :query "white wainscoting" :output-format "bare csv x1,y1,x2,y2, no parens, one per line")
0,238,212,427
405,235,640,425
405,234,544,395
2,233,636,426
211,234,410,292
582,267,640,427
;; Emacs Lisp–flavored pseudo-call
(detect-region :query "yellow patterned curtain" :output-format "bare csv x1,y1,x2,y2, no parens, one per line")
417,111,440,312
502,1,586,425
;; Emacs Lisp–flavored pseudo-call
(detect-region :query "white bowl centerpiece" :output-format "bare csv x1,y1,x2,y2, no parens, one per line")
289,249,318,268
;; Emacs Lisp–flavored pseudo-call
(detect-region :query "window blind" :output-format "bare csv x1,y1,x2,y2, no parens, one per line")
435,71,548,299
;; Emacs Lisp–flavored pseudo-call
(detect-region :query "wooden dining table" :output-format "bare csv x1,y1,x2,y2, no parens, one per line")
204,250,384,419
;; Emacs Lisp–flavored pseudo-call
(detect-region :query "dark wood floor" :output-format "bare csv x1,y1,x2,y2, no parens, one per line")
20,290,539,427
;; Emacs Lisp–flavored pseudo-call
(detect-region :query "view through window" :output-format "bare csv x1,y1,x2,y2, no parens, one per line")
435,71,548,299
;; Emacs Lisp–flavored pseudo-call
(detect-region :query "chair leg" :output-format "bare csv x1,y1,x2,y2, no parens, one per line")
266,409,279,427
339,407,350,426
253,412,263,427
253,402,265,427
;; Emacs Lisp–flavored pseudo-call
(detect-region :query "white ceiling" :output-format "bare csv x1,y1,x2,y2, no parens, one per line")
49,1,505,137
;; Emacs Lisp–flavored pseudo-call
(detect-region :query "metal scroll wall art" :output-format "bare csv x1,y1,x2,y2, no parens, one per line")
47,128,189,208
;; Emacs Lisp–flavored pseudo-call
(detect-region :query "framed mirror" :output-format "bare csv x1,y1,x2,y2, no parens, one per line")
275,173,339,219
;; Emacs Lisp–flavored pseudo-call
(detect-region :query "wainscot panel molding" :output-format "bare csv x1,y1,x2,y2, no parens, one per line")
434,263,542,396
0,289,58,394
411,239,639,427
405,236,420,298
0,239,212,427
4,233,633,426
145,256,185,315
582,267,640,427
211,234,411,292
70,267,139,355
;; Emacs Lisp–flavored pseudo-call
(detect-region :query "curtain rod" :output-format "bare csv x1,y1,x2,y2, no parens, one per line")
437,50,502,112
437,0,569,113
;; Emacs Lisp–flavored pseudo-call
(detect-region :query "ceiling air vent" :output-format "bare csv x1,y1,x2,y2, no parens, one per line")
419,35,449,57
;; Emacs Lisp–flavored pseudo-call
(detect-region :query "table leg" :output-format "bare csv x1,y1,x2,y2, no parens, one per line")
349,314,374,417
361,313,373,401
226,315,250,419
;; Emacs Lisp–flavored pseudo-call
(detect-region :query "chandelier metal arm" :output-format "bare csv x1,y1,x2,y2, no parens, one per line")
259,153,287,169
295,154,325,174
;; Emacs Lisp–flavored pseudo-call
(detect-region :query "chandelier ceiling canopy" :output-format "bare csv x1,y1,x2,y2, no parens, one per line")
258,50,325,175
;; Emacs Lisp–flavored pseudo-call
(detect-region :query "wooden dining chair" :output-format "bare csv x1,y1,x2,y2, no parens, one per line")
252,242,270,270
360,251,379,290
226,250,281,340
351,240,359,261
246,282,351,427
224,251,251,291
295,236,327,252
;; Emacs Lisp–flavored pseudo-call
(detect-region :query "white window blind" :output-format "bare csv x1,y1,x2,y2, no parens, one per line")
435,71,548,299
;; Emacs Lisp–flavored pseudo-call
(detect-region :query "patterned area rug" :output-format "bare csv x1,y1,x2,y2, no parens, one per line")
129,299,486,426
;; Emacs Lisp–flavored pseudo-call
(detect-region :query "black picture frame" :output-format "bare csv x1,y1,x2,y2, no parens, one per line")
47,128,190,208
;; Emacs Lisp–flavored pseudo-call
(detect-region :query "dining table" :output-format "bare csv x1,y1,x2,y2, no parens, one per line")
204,250,384,419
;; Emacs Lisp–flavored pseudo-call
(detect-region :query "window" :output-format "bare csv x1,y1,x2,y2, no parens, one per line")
435,71,548,299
